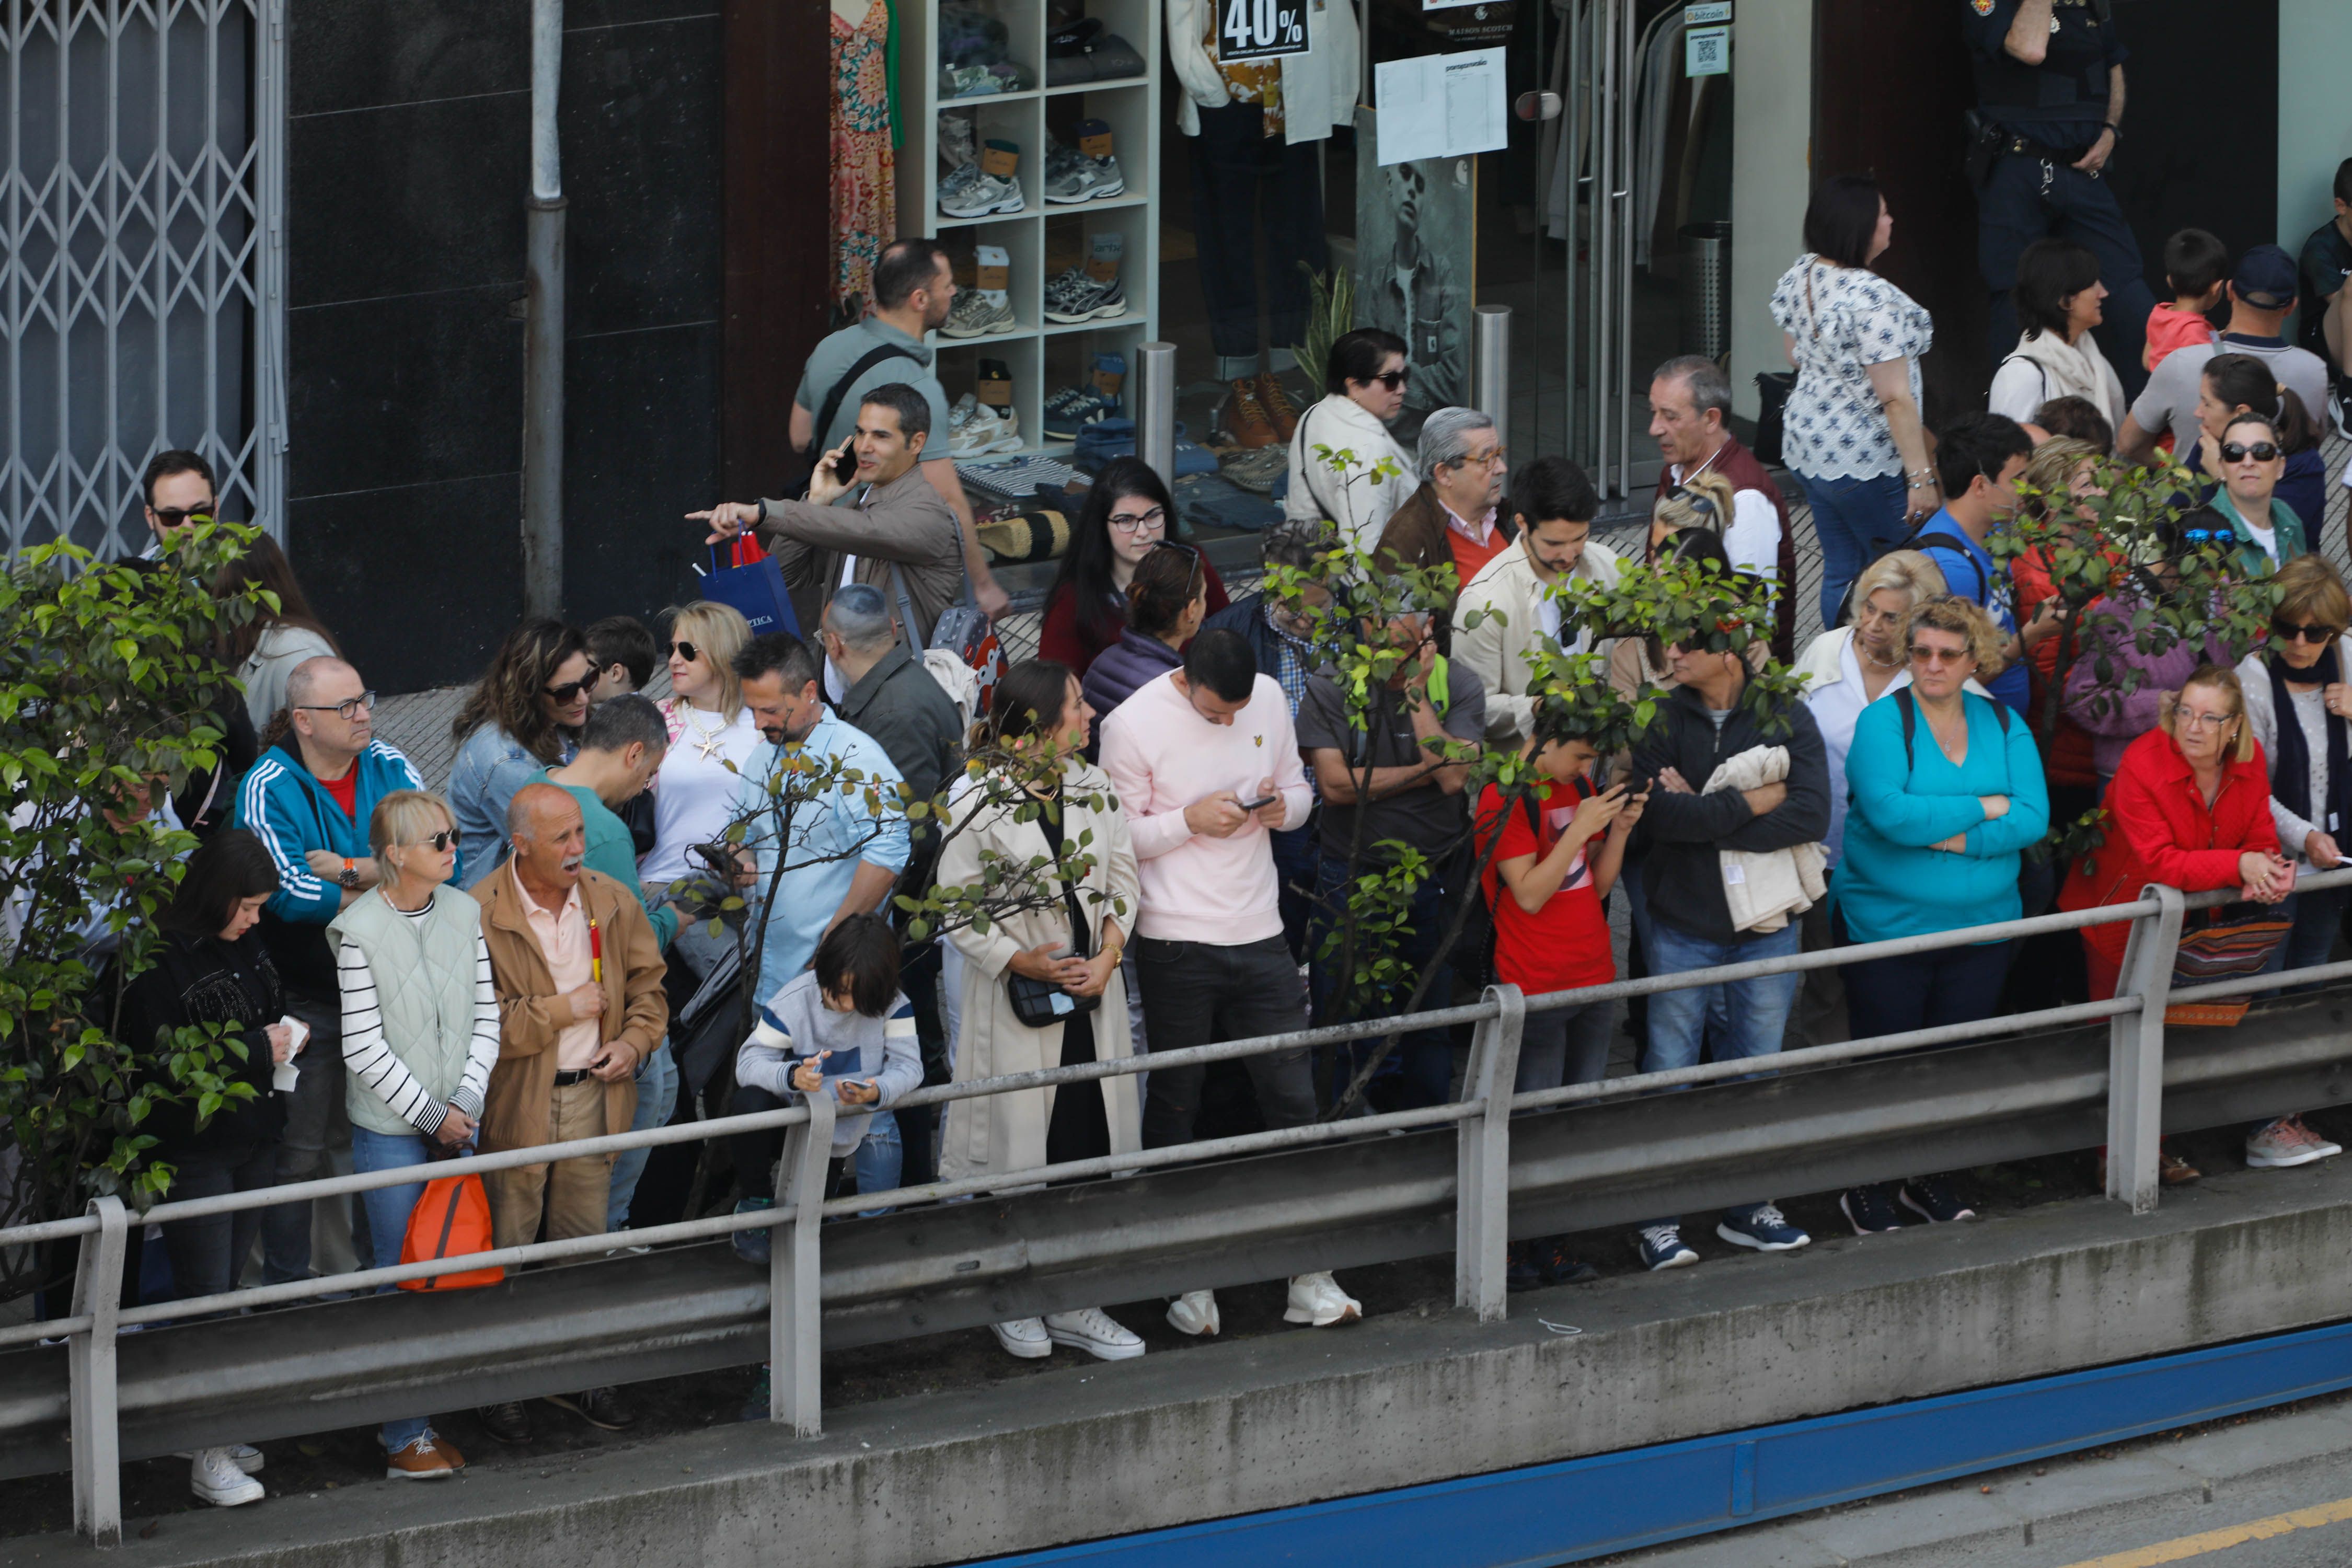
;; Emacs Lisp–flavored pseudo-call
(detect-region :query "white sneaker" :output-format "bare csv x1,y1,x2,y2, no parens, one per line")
949,395,1023,457
990,1317,1054,1359
941,168,1023,219
1043,1306,1146,1361
942,288,1017,339
1166,1288,1221,1336
1284,1271,1361,1327
190,1446,264,1507
176,1442,263,1473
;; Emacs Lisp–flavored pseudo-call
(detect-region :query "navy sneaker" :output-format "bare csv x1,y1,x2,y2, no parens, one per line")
1631,1223,1699,1271
1534,1240,1599,1285
731,1196,773,1266
1839,1184,1904,1235
1898,1174,1977,1224
1505,1241,1543,1294
1716,1202,1809,1252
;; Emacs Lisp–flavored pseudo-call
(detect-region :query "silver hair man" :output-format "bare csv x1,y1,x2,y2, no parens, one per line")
1414,406,1499,487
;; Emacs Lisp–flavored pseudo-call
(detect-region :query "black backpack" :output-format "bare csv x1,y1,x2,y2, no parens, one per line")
1833,522,1979,628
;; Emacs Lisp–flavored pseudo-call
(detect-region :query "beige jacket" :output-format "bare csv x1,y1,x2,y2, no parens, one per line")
756,465,964,649
938,762,1144,1184
1454,534,1625,746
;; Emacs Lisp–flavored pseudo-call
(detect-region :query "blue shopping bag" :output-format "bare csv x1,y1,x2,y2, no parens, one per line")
702,540,800,640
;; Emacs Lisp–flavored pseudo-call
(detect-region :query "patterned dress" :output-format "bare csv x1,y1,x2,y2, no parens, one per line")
832,0,896,311
1767,255,1932,482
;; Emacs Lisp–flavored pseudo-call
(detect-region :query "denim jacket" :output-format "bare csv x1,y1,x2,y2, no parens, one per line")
449,724,575,889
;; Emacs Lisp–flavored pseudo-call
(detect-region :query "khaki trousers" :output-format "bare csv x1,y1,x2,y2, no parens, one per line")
484,1077,614,1249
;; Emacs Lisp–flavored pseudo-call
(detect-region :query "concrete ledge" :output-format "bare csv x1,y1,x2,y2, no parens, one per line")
20,1160,2352,1567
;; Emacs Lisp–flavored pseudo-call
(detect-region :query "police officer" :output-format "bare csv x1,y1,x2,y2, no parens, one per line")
1962,0,2153,393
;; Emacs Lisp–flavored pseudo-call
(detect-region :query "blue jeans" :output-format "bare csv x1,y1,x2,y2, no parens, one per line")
606,1041,678,1231
2257,885,2351,991
349,1125,435,1452
852,1110,903,1218
1793,469,1907,632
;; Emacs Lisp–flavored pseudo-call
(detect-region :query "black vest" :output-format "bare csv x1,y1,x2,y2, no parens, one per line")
1970,0,2116,143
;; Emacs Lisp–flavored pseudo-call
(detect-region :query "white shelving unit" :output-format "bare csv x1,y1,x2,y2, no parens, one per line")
896,0,1162,458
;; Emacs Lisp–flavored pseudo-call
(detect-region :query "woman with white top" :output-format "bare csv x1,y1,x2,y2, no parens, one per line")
1988,239,2127,437
1285,328,1417,550
1795,550,1949,869
639,601,762,954
329,789,500,1480
1770,174,1936,630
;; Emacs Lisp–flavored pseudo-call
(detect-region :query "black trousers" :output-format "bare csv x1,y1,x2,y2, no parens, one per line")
159,1139,279,1308
1136,933,1317,1146
1187,101,1329,360
1977,151,2156,397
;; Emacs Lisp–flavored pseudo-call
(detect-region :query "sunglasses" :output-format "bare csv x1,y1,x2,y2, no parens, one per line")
545,669,603,703
1666,486,1719,519
2180,526,2230,546
665,640,700,663
405,830,458,853
1363,368,1409,390
2273,619,2342,644
295,690,377,721
152,507,214,528
1154,538,1202,560
1106,504,1167,535
1908,646,1970,666
2220,441,2280,464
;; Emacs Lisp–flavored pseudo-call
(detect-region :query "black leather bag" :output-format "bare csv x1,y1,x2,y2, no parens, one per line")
1753,371,1794,468
1004,866,1101,1029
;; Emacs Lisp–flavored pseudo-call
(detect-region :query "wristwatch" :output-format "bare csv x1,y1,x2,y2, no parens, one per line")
340,858,359,890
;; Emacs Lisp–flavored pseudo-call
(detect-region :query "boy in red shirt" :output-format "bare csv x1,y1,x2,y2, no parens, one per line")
2142,228,2227,374
1474,714,1645,1289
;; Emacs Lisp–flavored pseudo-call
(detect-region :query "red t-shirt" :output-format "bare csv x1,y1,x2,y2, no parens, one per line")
318,764,359,821
1476,780,1615,995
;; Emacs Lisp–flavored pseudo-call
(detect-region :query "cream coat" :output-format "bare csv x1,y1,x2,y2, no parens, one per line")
1454,534,1625,747
939,760,1144,1184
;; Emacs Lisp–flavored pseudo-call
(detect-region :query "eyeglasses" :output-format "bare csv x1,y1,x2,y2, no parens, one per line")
2221,441,2281,464
1154,538,1202,561
1107,504,1167,535
1908,645,1970,666
665,640,700,663
405,830,458,853
2177,709,2236,732
1448,446,1508,470
545,669,603,703
2178,525,2235,547
151,507,214,528
295,690,376,721
2273,619,2342,644
1364,368,1409,390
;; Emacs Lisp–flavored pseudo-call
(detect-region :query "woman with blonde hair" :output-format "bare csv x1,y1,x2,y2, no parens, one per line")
639,601,760,917
329,788,499,1478
1795,549,1949,867
1647,470,1743,564
1831,594,2047,1233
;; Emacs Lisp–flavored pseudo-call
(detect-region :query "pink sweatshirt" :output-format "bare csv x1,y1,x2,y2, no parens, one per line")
1097,671,1312,943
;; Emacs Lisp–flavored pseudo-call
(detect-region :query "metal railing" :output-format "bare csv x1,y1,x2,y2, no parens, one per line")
7,867,2350,1544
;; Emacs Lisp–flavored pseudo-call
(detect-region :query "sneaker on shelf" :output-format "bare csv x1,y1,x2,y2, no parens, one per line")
950,395,1025,456
385,1431,464,1481
1254,371,1301,440
189,1446,265,1507
1219,376,1279,448
1716,1202,1809,1252
175,1443,263,1473
1042,264,1126,323
545,1387,636,1432
2246,1115,2334,1168
731,1195,773,1266
990,1317,1054,1359
1283,1270,1361,1327
942,149,1023,219
476,1400,531,1444
1044,147,1125,204
1839,1184,1904,1235
938,158,987,208
1631,1223,1698,1271
1043,1306,1146,1361
1042,383,1119,439
1166,1288,1220,1336
1898,1173,1977,1223
942,288,1016,339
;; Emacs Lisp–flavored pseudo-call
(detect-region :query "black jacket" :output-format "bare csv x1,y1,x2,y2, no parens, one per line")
118,930,286,1161
1630,679,1830,946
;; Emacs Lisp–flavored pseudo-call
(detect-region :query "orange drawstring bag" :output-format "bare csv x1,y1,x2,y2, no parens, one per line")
397,1172,505,1290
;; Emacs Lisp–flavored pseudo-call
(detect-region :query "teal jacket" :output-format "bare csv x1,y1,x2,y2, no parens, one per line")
1835,690,2049,943
2208,489,2308,578
549,778,678,952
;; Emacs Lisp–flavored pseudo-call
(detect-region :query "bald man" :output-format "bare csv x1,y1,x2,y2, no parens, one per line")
232,655,431,1285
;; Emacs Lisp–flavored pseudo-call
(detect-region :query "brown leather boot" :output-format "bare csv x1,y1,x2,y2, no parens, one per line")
1223,377,1278,448
1255,371,1301,441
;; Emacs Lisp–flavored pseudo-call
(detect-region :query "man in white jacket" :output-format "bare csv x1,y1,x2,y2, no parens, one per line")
1456,454,1622,747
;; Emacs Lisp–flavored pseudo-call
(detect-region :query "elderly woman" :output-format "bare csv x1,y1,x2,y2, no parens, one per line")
1988,239,2128,436
1795,550,1949,869
1374,406,1513,597
1832,595,2048,1233
1285,327,1416,550
938,658,1147,1365
448,619,594,885
330,789,499,1477
2234,554,2352,1169
1039,456,1230,677
1770,172,1935,627
2203,411,2309,574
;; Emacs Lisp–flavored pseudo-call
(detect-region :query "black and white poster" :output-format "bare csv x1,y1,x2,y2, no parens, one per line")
1217,0,1311,62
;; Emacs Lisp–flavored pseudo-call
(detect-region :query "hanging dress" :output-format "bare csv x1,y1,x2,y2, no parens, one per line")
832,0,897,312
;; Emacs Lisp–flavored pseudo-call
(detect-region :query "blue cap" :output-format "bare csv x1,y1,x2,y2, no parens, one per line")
2233,244,2298,308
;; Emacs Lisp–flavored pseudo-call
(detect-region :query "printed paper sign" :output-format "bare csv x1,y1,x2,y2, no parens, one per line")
1219,0,1310,63
1375,47,1508,166
1685,24,1730,76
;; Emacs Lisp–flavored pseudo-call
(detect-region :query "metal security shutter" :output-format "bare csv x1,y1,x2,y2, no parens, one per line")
2,0,285,556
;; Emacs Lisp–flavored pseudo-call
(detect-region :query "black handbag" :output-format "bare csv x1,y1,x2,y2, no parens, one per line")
1004,863,1102,1030
1753,371,1794,468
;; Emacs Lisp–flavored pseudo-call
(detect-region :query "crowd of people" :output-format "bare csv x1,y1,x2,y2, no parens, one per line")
65,149,2352,1508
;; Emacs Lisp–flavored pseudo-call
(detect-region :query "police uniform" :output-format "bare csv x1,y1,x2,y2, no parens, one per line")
1962,0,2153,388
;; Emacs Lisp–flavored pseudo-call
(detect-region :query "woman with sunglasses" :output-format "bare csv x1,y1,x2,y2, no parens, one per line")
1833,595,2047,1233
1284,328,1417,550
1040,455,1229,678
330,789,500,1478
1078,541,1209,744
2190,353,2325,543
639,602,760,917
2202,411,2309,575
449,620,595,886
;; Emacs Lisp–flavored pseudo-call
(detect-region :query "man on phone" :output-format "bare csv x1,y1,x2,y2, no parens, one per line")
1099,629,1363,1338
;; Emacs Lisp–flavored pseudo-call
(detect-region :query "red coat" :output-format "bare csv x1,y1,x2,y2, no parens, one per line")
2009,548,2100,790
1038,557,1231,677
2059,725,2279,978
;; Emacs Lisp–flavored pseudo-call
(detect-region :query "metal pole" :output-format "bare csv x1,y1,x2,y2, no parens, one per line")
1564,0,1584,469
771,1090,835,1436
1472,305,1512,458
1616,0,1634,490
1456,985,1525,1323
521,0,567,621
1135,341,1178,488
2107,884,2183,1215
69,1195,127,1546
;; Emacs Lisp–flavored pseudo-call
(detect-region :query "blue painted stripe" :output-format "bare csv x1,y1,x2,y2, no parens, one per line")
977,1319,2352,1567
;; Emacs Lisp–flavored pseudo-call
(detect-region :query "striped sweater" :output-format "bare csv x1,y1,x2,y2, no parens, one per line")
336,900,501,1136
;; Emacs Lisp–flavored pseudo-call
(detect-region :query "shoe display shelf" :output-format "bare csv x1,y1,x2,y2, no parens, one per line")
899,0,1161,457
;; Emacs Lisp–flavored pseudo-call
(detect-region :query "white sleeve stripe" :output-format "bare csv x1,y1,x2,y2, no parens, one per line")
239,759,327,898
459,935,500,1108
